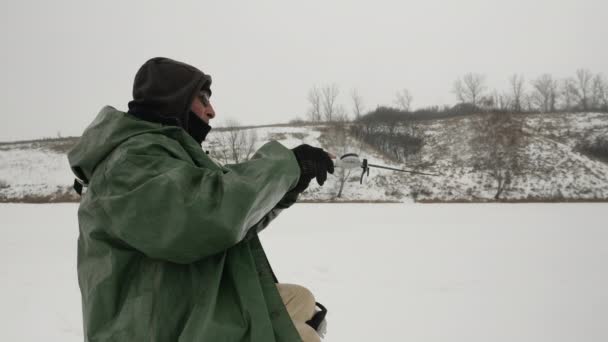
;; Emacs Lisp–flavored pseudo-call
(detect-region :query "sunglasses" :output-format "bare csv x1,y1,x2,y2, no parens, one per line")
197,91,211,107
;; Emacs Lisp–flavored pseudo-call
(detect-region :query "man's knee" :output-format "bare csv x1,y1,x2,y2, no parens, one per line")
280,284,315,303
277,283,317,321
294,321,322,342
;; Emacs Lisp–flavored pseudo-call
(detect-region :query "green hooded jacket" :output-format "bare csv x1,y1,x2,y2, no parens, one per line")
68,58,303,341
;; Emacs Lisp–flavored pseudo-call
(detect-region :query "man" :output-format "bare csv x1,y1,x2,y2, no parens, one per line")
68,57,333,341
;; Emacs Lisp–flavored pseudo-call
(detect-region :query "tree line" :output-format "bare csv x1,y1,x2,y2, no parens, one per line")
453,69,607,113
302,68,608,124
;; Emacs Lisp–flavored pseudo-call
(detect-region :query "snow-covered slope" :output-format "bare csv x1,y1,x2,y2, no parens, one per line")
401,112,608,201
1,113,608,202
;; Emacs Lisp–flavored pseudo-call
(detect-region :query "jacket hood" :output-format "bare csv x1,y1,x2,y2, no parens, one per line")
127,57,212,133
67,106,185,183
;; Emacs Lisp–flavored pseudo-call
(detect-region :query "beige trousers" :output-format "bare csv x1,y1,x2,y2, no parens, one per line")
277,284,321,342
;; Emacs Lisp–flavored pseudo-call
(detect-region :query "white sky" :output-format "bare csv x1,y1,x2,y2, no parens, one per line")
0,0,606,141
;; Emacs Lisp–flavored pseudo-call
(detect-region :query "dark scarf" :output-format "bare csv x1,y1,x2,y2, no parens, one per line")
128,110,211,145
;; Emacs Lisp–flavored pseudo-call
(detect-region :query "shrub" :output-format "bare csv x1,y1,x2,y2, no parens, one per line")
351,124,423,163
580,137,608,162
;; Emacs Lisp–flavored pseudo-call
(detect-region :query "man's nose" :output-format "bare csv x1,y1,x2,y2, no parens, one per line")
206,104,216,119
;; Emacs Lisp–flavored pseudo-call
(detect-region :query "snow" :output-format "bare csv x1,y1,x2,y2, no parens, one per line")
255,126,323,148
0,145,72,199
1,204,81,341
2,203,608,341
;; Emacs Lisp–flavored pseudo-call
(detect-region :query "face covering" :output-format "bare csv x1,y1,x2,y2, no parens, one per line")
187,111,212,144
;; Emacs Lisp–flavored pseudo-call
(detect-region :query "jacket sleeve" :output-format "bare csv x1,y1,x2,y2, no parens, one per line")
247,190,300,235
99,138,300,264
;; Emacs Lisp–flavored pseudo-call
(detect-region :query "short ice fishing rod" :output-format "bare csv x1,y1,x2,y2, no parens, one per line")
333,153,441,184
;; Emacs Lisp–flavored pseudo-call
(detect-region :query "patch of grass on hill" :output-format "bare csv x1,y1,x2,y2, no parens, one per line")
579,137,608,163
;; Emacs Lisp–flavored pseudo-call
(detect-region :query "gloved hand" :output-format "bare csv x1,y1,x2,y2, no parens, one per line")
291,144,334,193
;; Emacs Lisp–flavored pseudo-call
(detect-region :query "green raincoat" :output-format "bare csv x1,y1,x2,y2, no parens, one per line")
68,105,303,341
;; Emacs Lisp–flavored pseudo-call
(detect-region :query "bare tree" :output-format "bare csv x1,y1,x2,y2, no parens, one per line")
492,91,511,111
509,74,525,112
394,88,413,111
561,78,578,111
591,74,608,110
470,113,526,200
323,124,355,198
531,74,558,113
453,73,486,106
522,93,535,112
574,69,593,111
208,119,258,164
307,86,322,122
453,79,467,104
602,79,608,111
479,95,495,110
351,88,365,120
322,84,340,122
333,104,350,123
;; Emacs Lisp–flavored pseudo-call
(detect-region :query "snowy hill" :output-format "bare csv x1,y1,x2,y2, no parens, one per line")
404,112,608,201
1,113,608,202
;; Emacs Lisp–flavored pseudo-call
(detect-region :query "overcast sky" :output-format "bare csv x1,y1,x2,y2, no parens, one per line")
0,0,606,141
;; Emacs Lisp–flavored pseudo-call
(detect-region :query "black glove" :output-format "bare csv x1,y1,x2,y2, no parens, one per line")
291,144,334,193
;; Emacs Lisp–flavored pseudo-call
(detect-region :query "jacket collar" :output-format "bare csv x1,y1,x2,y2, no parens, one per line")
127,110,212,144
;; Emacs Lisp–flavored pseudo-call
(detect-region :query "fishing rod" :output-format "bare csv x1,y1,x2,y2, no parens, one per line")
333,153,441,184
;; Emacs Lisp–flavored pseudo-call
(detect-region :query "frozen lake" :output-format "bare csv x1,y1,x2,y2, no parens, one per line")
1,203,607,341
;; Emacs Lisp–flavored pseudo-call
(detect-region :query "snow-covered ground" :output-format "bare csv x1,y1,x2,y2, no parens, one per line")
2,203,607,342
0,143,72,200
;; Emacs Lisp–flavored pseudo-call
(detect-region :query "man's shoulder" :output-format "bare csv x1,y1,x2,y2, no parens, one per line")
100,133,192,184
115,132,189,159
